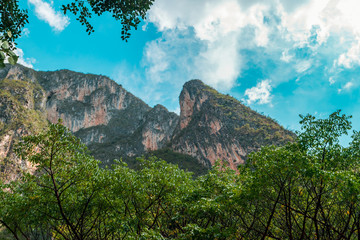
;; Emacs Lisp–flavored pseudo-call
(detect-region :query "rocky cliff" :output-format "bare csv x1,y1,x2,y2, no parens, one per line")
170,80,295,169
0,64,295,178
36,68,178,160
0,65,48,180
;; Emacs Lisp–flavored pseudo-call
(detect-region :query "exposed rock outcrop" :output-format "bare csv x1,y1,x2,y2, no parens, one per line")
0,64,295,178
36,67,179,160
141,104,179,151
0,64,180,176
170,80,295,169
0,65,48,181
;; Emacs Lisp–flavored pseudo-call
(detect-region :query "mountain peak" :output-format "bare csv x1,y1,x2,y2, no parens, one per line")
172,78,295,169
1,65,294,177
183,79,206,88
179,80,210,130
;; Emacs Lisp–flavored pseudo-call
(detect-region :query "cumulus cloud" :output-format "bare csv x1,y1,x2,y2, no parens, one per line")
136,0,360,111
335,41,360,68
28,0,70,32
244,80,273,105
142,30,200,88
144,39,170,83
15,49,36,68
194,32,242,90
143,0,275,91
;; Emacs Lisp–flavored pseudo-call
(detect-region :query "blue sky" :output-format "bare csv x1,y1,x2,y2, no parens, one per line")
16,0,360,145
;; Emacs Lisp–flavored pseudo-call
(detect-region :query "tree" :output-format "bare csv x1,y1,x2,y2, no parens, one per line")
62,0,154,40
0,121,195,239
0,0,27,67
104,158,195,239
2,110,360,239
0,121,108,239
236,110,360,239
0,0,155,67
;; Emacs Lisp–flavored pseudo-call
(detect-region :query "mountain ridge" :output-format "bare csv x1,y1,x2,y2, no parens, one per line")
0,64,295,179
170,79,295,168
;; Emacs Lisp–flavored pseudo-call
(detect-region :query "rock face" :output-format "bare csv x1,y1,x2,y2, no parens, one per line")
0,64,295,177
36,68,179,163
170,80,295,169
0,65,48,181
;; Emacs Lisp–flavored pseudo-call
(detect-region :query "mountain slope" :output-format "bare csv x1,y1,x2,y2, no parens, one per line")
36,68,179,159
0,66,48,180
0,64,294,177
170,80,295,169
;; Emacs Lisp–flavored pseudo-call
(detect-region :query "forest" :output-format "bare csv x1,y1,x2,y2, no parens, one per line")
1,110,360,239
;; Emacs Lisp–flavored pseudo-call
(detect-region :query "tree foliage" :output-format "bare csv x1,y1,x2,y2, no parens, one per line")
62,0,154,41
0,0,28,44
2,110,360,239
0,0,27,67
0,0,155,68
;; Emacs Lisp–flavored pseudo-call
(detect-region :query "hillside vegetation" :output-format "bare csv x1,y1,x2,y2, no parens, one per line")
1,110,360,239
0,77,48,181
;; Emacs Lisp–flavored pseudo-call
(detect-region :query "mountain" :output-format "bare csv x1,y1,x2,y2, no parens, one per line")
35,67,179,166
171,80,295,169
0,64,295,179
0,66,49,181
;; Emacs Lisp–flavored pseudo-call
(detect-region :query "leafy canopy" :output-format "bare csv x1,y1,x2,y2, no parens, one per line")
0,0,155,68
2,110,360,239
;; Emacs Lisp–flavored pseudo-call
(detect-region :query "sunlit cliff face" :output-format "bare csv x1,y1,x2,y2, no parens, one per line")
1,65,294,177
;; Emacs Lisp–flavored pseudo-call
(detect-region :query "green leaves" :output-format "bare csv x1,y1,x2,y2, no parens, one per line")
238,110,360,239
1,41,9,50
298,110,352,152
0,0,155,70
0,33,18,68
7,53,18,65
0,1,28,43
61,0,155,41
0,0,29,68
2,111,360,239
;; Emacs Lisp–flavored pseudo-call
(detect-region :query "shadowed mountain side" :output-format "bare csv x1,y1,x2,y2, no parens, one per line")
0,64,295,179
170,80,296,169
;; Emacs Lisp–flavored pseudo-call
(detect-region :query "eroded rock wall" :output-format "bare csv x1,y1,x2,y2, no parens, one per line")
0,65,295,176
0,65,48,181
171,80,295,170
0,65,180,170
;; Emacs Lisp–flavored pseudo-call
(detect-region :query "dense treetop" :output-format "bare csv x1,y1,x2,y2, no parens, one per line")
1,110,360,239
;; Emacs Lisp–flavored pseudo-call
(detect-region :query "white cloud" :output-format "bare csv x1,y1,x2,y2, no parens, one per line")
28,0,70,32
21,28,30,37
295,60,312,73
140,0,360,104
147,0,271,44
338,81,354,93
281,50,293,62
344,81,354,90
113,61,178,109
144,39,170,83
194,33,242,90
5,48,36,68
329,76,335,85
244,80,273,105
335,40,360,68
144,0,275,91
